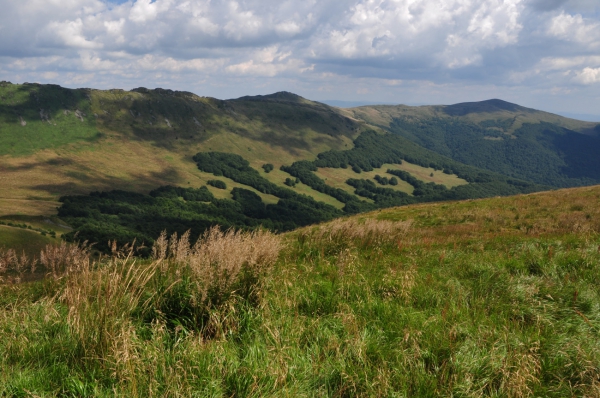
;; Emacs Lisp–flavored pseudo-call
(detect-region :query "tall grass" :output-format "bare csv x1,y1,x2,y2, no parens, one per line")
1,188,600,396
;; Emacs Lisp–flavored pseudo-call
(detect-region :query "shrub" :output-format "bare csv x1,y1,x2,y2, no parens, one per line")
207,179,227,189
262,163,274,173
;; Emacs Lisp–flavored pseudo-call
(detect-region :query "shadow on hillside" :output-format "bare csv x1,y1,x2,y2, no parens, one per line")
30,164,187,197
0,83,92,123
553,130,600,181
0,158,77,172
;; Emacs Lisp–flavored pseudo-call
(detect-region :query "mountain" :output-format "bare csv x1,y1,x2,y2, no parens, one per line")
2,81,598,250
347,99,600,187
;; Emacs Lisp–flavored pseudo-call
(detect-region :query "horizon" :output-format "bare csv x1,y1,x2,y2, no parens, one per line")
1,0,599,118
3,79,599,122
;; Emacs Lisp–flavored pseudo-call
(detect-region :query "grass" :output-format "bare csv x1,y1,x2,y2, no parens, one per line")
1,185,599,395
0,199,58,217
0,226,57,257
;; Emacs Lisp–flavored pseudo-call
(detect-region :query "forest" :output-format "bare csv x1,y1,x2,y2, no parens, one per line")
388,118,600,187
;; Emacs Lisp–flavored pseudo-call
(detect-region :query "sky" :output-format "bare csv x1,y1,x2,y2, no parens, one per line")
1,0,599,118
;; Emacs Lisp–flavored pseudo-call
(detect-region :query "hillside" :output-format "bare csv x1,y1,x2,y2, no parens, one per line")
0,82,363,217
6,82,600,250
1,82,550,248
347,99,600,187
1,185,599,396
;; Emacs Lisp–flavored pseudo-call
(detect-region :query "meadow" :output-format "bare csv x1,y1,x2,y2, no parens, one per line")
0,185,599,396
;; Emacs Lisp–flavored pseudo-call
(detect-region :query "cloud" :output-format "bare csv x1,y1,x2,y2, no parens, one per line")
548,11,600,45
0,0,599,115
575,67,600,84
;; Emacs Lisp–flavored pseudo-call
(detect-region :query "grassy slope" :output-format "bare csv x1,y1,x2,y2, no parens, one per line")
0,226,57,257
1,185,599,396
314,160,468,197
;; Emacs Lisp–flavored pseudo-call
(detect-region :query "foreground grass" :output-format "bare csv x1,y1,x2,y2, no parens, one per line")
1,187,599,396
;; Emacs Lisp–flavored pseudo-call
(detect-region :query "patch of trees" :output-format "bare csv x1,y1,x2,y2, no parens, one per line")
194,152,296,198
284,177,299,187
385,169,448,197
59,183,342,254
374,175,398,186
207,180,227,189
346,179,414,206
262,163,274,173
280,161,374,213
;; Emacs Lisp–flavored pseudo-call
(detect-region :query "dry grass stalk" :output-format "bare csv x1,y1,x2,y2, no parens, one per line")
0,249,17,274
500,343,541,398
40,240,92,277
186,227,281,306
62,255,159,361
305,218,413,248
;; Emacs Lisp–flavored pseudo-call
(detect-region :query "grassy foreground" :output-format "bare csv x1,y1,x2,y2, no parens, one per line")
1,186,600,396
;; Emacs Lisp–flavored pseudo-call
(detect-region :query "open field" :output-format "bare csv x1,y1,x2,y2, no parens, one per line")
1,185,599,396
394,160,468,187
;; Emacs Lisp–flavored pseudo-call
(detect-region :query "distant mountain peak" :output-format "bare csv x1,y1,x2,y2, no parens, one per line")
443,99,529,116
233,91,307,103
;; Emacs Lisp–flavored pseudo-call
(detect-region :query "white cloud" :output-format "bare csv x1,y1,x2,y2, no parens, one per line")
129,0,172,23
0,0,599,115
548,11,600,45
575,67,600,84
47,18,103,49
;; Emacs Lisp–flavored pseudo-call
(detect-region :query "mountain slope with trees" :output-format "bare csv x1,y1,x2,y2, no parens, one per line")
347,99,600,187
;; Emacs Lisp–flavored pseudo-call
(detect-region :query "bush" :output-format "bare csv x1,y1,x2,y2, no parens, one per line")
262,163,274,173
207,180,227,189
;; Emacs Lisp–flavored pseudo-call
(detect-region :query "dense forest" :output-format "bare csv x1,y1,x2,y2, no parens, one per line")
58,184,342,254
387,118,600,187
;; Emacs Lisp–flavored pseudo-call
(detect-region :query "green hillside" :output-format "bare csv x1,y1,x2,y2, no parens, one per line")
0,83,539,217
5,82,600,252
0,82,363,219
348,99,600,187
1,184,599,396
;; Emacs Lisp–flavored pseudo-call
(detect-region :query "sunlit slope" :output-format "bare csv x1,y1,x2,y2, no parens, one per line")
348,99,600,187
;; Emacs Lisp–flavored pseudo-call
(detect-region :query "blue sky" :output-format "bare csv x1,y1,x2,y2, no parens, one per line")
0,0,599,118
